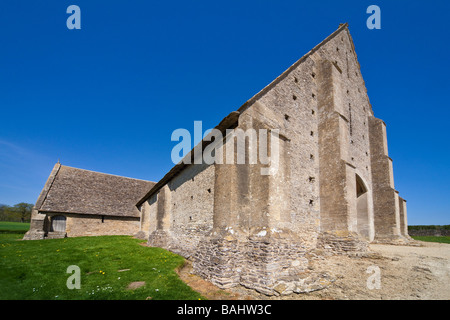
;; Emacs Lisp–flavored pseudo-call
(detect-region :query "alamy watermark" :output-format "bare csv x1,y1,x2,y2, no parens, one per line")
171,121,280,176
366,265,381,290
67,5,81,30
66,265,81,289
367,5,381,30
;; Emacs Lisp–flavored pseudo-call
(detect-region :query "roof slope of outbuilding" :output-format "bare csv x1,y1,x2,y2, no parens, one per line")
37,163,155,217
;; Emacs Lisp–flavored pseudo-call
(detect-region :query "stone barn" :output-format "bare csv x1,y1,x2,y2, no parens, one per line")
24,23,410,296
23,163,155,240
135,24,411,295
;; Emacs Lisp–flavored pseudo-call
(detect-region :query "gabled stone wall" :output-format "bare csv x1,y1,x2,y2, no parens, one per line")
143,24,410,295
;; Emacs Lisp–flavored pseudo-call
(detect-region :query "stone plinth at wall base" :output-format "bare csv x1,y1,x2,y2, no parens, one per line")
317,231,369,256
23,214,46,240
147,230,190,258
193,229,318,296
134,231,148,240
371,234,419,246
23,230,45,240
148,230,171,248
45,232,67,239
193,236,241,289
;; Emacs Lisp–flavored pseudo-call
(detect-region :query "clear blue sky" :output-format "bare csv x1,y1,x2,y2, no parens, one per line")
0,0,449,225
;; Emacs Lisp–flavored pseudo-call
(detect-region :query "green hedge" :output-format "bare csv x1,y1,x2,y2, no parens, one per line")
408,225,450,231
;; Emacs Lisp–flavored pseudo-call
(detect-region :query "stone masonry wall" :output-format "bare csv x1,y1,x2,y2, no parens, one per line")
146,162,215,257
63,213,140,237
144,25,406,295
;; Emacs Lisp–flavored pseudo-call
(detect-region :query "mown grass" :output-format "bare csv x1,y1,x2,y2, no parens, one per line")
411,236,450,244
0,230,203,300
0,222,30,233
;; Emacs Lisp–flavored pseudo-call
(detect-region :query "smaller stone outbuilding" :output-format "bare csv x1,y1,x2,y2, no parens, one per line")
23,163,155,240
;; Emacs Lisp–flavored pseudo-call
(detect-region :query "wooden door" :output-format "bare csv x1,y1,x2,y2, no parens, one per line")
51,215,66,232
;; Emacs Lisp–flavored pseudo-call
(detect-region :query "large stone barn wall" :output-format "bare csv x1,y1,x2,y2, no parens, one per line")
138,24,410,295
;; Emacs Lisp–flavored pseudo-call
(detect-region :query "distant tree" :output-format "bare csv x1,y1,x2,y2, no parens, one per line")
0,204,10,221
0,203,33,222
12,203,33,222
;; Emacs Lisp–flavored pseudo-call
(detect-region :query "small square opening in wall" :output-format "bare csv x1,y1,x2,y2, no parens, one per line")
309,176,315,183
310,154,314,160
284,114,290,121
294,77,298,83
293,95,297,101
312,93,316,99
207,188,211,193
310,131,314,137
311,72,316,78
311,110,315,115
309,199,314,206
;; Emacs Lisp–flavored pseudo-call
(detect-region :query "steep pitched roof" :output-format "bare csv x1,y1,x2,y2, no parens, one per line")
136,23,356,207
37,163,155,217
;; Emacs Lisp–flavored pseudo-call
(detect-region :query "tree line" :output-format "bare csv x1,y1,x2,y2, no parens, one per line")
0,203,33,223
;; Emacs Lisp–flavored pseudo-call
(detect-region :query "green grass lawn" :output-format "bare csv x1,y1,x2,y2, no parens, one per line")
0,221,30,233
0,227,203,300
411,236,450,244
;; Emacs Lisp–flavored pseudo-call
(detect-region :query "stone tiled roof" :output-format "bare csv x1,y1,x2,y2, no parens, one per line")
37,163,155,217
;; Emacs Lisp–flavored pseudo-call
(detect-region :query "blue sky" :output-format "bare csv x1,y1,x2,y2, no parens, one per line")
0,0,449,225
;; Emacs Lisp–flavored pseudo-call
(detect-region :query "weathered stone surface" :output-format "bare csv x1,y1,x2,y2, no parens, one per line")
138,24,409,295
24,24,409,296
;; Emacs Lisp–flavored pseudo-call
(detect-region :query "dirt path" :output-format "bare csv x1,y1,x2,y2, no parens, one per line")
177,241,450,300
294,241,450,300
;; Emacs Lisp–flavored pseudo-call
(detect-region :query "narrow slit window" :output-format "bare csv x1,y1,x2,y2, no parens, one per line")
348,103,353,136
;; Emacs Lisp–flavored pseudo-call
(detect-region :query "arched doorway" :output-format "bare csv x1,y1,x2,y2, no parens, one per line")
51,215,66,233
356,175,370,240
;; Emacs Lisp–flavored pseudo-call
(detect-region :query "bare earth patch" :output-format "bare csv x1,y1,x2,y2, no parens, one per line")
126,281,146,290
178,241,450,300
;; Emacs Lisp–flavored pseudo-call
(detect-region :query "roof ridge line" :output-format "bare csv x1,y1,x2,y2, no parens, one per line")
59,164,155,183
135,23,351,207
237,23,349,114
36,163,62,211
